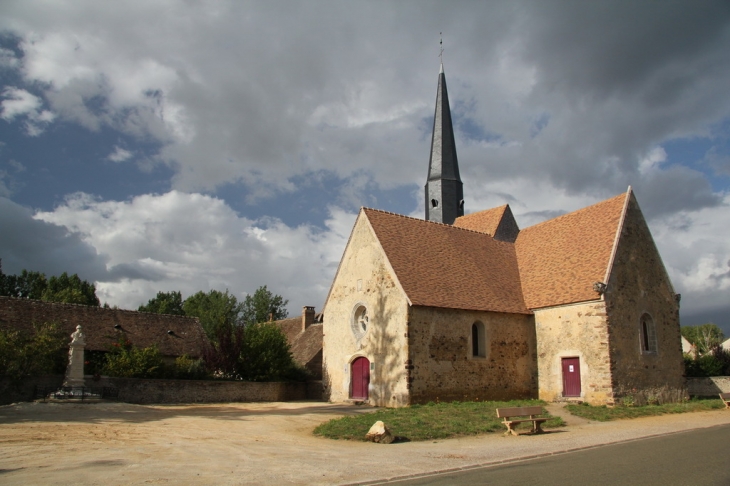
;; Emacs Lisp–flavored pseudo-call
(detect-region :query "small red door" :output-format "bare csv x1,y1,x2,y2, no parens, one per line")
562,357,581,397
350,357,370,400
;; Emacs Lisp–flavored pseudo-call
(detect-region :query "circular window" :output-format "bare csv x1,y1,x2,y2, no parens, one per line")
351,304,369,339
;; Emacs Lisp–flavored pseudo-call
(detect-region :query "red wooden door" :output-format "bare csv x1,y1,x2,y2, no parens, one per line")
350,357,370,400
562,357,581,397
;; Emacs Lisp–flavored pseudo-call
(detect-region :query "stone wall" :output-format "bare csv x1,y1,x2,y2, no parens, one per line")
604,194,686,405
322,214,410,407
686,377,730,397
534,301,613,404
408,306,537,403
87,377,306,404
0,375,64,405
1,375,307,405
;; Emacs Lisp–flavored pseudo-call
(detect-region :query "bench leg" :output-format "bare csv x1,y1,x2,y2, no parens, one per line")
503,423,519,437
533,421,544,434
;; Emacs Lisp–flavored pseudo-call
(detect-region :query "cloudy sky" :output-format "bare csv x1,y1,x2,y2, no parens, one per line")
1,1,729,332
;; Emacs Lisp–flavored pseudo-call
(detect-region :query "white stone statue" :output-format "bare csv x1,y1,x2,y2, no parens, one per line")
63,325,86,389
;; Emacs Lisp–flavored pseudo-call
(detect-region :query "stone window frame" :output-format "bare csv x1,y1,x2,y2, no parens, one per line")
470,321,487,359
639,312,658,354
350,303,369,340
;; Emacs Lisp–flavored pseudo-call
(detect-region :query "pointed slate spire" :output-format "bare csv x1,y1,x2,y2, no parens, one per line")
425,63,464,224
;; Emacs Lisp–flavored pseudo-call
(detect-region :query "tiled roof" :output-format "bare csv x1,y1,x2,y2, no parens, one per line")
363,208,530,314
515,192,627,309
453,205,508,235
275,318,323,374
0,297,208,357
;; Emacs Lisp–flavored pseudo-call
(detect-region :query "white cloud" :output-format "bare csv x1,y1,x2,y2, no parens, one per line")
107,146,133,162
0,87,40,120
33,191,356,313
638,147,667,174
651,193,730,315
0,87,56,135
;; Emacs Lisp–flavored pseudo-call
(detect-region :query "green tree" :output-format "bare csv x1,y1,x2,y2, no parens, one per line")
240,322,304,381
183,290,243,339
241,285,289,326
0,260,47,299
0,322,67,386
41,272,100,306
681,323,724,355
138,291,185,315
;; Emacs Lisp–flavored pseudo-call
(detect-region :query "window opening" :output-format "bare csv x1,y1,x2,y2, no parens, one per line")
431,198,439,208
640,313,657,353
471,321,486,358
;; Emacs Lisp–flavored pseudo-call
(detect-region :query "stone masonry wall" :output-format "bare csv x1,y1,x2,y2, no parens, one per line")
534,301,613,404
686,377,730,397
408,306,537,403
2,375,307,404
604,194,686,405
322,214,410,407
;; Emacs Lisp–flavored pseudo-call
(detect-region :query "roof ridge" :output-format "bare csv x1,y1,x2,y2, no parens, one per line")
362,207,511,240
519,193,627,233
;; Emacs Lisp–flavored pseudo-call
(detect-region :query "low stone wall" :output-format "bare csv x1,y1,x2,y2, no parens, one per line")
2,375,309,405
97,377,307,404
0,375,64,405
686,376,730,397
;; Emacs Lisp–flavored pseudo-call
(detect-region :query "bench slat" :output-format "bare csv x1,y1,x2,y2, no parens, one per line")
496,406,543,418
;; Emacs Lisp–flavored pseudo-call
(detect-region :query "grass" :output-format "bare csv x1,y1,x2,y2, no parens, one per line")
313,399,565,441
566,398,725,422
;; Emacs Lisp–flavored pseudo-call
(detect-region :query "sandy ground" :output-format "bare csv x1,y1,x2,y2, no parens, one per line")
1,400,730,485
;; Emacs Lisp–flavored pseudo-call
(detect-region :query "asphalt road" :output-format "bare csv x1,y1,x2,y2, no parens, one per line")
383,423,730,486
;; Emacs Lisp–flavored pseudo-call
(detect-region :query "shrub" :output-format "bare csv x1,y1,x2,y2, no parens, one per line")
240,322,307,382
173,355,208,380
684,348,730,377
101,338,165,378
202,322,307,382
0,322,67,386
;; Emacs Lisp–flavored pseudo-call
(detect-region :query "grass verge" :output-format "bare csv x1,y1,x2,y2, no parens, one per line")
566,398,725,422
313,399,565,441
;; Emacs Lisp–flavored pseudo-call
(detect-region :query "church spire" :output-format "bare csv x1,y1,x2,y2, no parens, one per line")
425,61,463,224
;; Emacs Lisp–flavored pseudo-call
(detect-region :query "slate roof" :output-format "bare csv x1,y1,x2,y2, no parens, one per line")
358,190,630,313
363,208,530,314
454,205,509,235
515,192,627,309
0,296,208,357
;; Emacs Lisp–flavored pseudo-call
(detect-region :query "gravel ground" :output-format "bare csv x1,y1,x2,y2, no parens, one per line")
1,400,729,485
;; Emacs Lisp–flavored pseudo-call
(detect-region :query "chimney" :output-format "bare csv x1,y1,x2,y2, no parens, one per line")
302,306,315,331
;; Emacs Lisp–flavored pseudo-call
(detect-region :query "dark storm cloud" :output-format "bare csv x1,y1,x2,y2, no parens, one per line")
0,197,109,280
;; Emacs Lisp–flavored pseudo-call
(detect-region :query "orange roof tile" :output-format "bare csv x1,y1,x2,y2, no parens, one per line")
515,192,627,309
453,205,508,235
363,208,530,314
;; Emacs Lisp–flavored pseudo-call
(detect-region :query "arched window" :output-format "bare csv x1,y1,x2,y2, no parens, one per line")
640,313,657,353
471,321,486,358
431,198,439,208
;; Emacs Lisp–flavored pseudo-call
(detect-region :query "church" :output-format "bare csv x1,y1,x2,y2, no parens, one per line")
321,64,686,408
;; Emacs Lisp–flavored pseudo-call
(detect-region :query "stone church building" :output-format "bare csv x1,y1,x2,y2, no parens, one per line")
322,64,685,407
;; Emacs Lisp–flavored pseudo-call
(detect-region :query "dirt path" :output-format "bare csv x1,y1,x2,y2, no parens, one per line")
2,400,729,485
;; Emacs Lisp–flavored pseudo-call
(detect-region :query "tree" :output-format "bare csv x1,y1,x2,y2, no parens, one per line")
240,322,303,381
0,322,67,387
681,323,725,355
41,272,100,306
241,285,289,326
183,290,243,339
138,291,185,315
0,260,47,299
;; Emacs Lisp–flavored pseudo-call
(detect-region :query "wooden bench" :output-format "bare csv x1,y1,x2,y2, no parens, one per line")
720,393,730,409
496,406,548,436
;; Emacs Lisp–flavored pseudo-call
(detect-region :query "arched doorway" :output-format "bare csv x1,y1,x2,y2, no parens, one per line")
350,356,370,400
